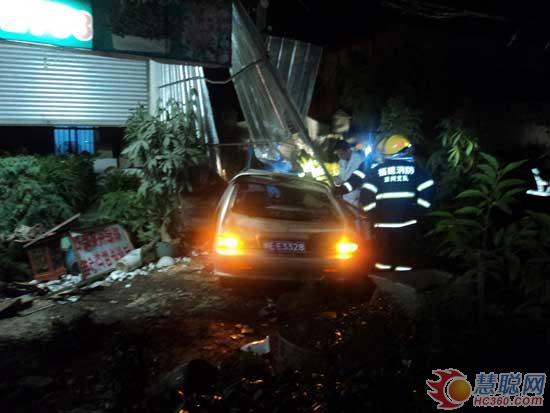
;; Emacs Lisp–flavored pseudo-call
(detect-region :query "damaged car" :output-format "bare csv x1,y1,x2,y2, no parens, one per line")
212,170,372,282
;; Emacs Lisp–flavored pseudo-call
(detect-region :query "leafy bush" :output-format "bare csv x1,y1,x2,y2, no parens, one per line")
0,177,74,237
99,191,155,244
427,119,480,201
427,153,549,319
0,156,40,190
0,156,82,237
38,155,96,209
122,101,205,241
0,155,95,279
378,96,423,143
0,155,96,280
100,168,141,194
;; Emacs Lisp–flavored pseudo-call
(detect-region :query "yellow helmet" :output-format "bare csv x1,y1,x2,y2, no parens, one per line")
377,134,412,155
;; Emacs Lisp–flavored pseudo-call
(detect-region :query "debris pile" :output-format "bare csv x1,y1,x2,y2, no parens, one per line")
0,254,194,317
37,274,82,293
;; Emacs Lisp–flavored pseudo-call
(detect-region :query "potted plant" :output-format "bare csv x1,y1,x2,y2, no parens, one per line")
122,100,204,256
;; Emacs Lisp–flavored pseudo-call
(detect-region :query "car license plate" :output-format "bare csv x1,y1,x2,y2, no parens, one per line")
263,240,306,253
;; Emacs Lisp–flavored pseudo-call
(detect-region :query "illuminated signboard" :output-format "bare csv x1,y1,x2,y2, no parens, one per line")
0,0,93,49
0,0,232,67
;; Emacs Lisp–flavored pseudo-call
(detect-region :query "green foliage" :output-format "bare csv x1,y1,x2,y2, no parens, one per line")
427,119,480,201
122,101,205,238
0,156,40,189
377,96,423,143
0,155,95,237
0,177,74,237
427,153,549,319
99,191,155,244
428,153,526,257
100,168,141,194
38,155,96,210
0,155,95,280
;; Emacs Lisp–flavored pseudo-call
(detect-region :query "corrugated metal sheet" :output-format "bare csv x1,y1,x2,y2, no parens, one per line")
0,42,149,126
230,3,331,182
151,62,219,146
266,36,322,117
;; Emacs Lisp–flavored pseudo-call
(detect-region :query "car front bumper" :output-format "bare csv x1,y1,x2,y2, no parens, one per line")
214,252,367,281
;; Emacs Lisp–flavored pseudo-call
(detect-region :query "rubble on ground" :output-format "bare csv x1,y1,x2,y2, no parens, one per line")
0,256,197,319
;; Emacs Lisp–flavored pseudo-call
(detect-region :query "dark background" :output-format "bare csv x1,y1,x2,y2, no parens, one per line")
209,0,550,156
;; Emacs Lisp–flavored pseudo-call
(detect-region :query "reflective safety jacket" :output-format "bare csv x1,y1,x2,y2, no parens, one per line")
341,158,435,229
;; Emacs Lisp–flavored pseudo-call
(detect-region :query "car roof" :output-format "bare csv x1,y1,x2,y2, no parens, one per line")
231,169,330,192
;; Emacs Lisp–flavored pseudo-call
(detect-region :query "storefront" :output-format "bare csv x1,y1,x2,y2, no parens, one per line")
0,0,223,160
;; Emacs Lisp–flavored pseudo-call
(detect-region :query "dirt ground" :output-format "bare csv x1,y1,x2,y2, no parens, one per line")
0,259,296,413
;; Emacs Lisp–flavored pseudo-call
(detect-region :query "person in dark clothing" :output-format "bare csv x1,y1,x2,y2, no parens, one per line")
334,135,435,271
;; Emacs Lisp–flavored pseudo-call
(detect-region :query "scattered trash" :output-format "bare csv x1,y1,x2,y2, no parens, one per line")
106,267,148,284
37,274,82,293
83,280,106,290
241,336,271,355
116,249,142,273
106,270,129,282
65,296,80,303
241,326,254,335
124,283,132,288
175,257,192,264
230,334,241,340
157,256,175,268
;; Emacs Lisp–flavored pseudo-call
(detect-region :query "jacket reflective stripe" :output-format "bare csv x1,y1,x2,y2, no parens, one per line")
363,202,376,212
531,168,549,192
353,170,366,179
343,182,353,192
527,189,550,197
374,219,418,228
362,182,378,193
395,266,413,271
375,263,392,270
417,179,435,192
376,191,415,200
417,198,431,208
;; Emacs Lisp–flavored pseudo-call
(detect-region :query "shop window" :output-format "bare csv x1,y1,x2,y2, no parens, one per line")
54,127,96,155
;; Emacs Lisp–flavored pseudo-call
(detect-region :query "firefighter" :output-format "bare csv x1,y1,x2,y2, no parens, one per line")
334,134,435,271
333,140,365,208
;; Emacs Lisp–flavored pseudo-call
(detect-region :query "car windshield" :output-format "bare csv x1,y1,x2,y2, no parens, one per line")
231,181,339,222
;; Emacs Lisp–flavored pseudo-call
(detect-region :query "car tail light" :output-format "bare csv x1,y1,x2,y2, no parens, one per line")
215,232,243,256
335,237,359,260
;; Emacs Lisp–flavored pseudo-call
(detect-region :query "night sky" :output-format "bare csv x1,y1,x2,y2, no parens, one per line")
263,0,550,100
210,0,550,147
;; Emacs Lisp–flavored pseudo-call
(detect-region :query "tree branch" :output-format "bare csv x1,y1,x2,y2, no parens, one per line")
378,0,509,22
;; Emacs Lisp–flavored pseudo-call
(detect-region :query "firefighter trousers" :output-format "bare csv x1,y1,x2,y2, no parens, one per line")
373,226,418,271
